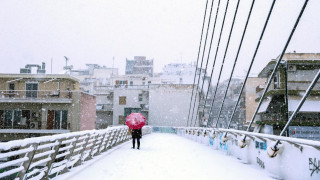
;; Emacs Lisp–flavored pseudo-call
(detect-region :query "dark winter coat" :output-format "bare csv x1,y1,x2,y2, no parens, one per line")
131,129,142,139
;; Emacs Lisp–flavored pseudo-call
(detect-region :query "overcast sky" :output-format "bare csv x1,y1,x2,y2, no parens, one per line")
0,0,319,81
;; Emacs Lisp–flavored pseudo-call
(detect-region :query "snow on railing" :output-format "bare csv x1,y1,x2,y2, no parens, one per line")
176,127,320,180
0,126,152,180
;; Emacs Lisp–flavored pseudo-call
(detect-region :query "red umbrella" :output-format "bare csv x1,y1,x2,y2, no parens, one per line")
125,113,146,129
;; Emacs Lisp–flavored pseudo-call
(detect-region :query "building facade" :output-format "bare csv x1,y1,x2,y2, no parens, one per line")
244,77,267,127
148,84,195,127
0,74,96,141
256,53,320,136
70,64,118,94
125,56,154,77
207,78,246,129
160,62,196,84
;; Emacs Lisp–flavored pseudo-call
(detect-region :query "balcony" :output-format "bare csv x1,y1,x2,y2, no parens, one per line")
0,129,70,134
0,90,73,103
140,104,149,111
114,85,149,90
96,104,113,111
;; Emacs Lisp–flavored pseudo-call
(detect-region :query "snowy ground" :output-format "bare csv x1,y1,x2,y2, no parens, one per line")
56,133,273,180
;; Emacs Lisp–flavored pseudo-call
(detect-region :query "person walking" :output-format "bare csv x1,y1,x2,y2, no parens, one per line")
131,128,142,150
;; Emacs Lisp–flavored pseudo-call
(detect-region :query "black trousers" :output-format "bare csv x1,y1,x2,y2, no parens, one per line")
132,137,140,149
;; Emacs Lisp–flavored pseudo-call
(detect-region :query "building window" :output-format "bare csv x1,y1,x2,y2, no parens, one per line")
119,115,125,125
148,81,151,84
115,80,128,87
26,82,38,98
130,81,133,86
273,75,280,89
50,110,68,129
119,96,126,105
9,83,15,92
3,110,22,128
47,110,67,130
142,82,145,85
55,110,68,129
138,94,143,101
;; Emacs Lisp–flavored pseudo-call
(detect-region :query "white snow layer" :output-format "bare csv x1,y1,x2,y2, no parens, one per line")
56,133,273,180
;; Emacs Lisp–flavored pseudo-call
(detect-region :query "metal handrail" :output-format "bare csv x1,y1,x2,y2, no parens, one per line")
179,127,320,149
0,126,152,180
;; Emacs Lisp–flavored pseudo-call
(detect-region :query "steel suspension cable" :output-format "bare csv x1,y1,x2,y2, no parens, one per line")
194,0,240,127
206,0,231,127
193,0,224,127
245,0,310,137
225,0,275,131
199,0,230,127
187,0,210,126
215,0,256,128
274,68,320,149
189,0,216,127
197,0,222,127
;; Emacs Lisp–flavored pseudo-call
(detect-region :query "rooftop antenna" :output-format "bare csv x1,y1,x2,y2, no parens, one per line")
63,56,73,74
111,56,115,86
112,56,114,77
64,56,69,67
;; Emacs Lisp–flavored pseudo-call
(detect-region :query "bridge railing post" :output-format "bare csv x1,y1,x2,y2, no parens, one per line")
101,130,111,152
45,138,65,178
75,133,91,167
17,143,39,180
61,136,79,174
95,131,108,156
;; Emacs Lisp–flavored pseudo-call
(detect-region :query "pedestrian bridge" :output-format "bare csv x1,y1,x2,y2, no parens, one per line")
0,126,319,180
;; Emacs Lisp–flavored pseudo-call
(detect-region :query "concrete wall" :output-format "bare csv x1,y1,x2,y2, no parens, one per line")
80,92,96,131
245,78,266,124
178,128,320,180
0,74,79,92
148,85,195,127
113,75,156,86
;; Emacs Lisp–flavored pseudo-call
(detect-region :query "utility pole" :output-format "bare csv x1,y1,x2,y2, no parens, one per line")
51,58,53,74
112,57,115,86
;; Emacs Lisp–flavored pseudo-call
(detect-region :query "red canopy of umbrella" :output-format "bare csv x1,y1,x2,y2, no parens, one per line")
125,113,146,129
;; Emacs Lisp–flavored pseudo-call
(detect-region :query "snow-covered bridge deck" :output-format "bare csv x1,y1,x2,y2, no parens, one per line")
1,127,319,180
57,133,273,180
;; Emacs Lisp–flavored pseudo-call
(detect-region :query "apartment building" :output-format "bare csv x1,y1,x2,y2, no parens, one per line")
256,53,320,136
160,62,196,84
0,73,96,141
125,56,154,77
70,64,118,94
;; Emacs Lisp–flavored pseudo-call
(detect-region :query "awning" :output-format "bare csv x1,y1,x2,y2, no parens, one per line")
258,98,271,113
288,97,320,112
